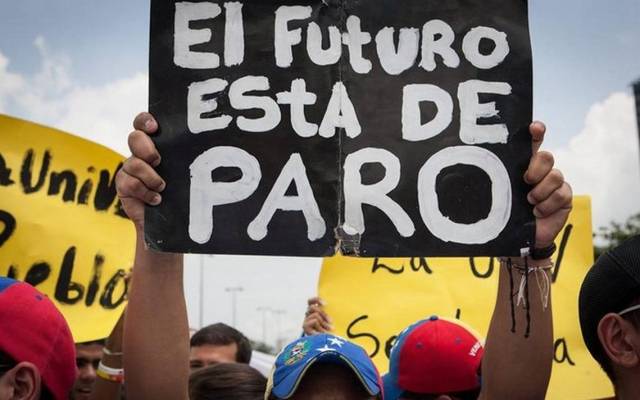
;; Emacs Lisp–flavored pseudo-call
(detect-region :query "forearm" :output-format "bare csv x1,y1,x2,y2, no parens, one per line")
479,257,553,400
89,353,123,400
124,230,189,400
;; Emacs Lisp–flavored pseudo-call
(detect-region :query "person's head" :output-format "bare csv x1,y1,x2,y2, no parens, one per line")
265,334,382,400
70,340,105,400
189,362,266,400
579,235,640,390
383,316,483,400
0,277,76,400
189,323,252,370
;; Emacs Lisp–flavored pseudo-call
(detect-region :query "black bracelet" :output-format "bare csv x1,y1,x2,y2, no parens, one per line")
531,243,556,260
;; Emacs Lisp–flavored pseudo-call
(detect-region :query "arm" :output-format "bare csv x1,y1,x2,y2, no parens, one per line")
479,122,573,400
89,311,125,400
118,113,190,400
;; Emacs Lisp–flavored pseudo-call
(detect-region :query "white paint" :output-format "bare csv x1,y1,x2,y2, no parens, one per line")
419,20,460,71
307,23,342,66
229,76,281,133
458,80,512,144
276,79,318,137
248,153,325,241
402,84,453,141
189,146,261,244
343,148,415,237
375,27,420,75
187,78,232,134
342,16,372,74
274,6,312,68
174,2,221,69
319,82,361,138
417,146,511,244
462,26,510,69
223,2,245,66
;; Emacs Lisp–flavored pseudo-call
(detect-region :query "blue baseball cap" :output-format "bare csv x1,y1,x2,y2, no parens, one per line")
265,333,383,399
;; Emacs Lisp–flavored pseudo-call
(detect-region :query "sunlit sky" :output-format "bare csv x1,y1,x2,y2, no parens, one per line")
1,1,639,347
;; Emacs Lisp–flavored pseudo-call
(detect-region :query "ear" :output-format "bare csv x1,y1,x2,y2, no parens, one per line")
598,313,640,370
3,362,42,400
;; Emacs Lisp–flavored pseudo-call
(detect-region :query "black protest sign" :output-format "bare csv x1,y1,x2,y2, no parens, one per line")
147,0,535,257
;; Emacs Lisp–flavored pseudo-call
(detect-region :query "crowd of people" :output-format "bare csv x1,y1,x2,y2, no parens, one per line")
0,112,638,400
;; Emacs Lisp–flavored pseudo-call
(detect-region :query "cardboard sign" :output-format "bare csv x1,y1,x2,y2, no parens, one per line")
148,0,534,257
0,115,133,343
318,196,614,399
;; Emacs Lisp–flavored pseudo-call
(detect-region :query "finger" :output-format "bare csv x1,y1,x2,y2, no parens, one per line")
317,310,332,325
122,157,166,192
307,297,325,306
133,112,159,134
527,168,564,205
303,318,322,334
128,130,162,167
524,151,554,185
116,169,162,206
312,319,329,333
529,121,546,154
533,182,573,219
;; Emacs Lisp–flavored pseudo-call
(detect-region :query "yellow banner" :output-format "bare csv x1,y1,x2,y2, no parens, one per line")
319,196,613,399
0,115,133,343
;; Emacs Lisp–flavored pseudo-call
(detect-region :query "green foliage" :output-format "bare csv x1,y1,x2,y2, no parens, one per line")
594,213,640,259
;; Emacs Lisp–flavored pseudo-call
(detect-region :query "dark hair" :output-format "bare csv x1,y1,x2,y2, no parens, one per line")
189,363,266,400
401,388,480,400
0,351,54,400
76,338,106,346
0,350,16,375
190,323,252,363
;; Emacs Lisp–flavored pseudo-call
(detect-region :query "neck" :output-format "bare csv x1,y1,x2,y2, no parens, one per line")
614,370,640,400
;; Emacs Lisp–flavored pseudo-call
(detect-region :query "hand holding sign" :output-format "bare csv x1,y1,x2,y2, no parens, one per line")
524,122,573,249
116,113,165,231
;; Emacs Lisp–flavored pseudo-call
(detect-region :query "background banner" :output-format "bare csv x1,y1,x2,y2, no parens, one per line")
319,196,613,399
0,114,133,343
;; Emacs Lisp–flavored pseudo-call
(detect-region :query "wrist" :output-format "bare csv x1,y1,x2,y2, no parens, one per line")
97,361,124,383
531,243,556,260
500,256,553,269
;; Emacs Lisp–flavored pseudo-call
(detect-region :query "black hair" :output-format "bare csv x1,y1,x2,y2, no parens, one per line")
189,363,266,400
76,338,106,346
401,388,480,400
190,323,252,363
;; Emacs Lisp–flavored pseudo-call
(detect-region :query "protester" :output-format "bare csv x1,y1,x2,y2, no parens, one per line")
265,334,382,399
579,235,640,400
0,277,76,400
72,340,104,400
118,113,571,399
190,323,252,370
189,363,266,400
383,317,483,400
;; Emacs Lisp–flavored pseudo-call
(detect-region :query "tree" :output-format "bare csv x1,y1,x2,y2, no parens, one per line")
594,213,640,259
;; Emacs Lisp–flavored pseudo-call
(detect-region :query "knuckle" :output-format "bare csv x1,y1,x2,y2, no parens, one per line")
549,169,564,185
537,151,555,166
128,131,149,156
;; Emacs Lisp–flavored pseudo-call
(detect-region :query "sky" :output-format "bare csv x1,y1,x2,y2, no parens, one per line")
1,1,639,348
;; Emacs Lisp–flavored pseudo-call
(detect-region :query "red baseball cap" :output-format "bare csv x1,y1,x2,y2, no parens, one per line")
0,277,76,400
383,316,484,399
